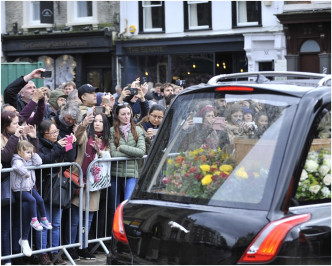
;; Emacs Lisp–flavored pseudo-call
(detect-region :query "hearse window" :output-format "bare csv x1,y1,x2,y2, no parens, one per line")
295,109,331,204
140,92,299,209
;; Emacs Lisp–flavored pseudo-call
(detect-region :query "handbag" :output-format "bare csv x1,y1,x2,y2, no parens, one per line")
43,172,80,209
63,169,81,196
1,177,15,206
87,152,111,191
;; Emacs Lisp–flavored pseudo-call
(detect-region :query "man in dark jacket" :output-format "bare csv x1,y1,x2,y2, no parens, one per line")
4,68,48,113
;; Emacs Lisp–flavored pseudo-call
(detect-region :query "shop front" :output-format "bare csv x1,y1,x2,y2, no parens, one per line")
2,30,116,92
116,35,247,87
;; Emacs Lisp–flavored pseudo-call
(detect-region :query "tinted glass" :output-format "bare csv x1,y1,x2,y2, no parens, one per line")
138,90,299,210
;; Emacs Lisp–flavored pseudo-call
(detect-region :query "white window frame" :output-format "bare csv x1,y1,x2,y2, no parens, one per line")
187,1,210,30
142,1,163,32
66,1,98,26
236,1,259,27
22,1,52,29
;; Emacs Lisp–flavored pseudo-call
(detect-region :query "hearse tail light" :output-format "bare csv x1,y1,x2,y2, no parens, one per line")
113,200,128,244
215,86,254,92
238,213,311,264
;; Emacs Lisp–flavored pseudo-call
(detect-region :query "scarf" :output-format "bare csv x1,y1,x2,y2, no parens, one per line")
81,132,105,176
119,123,131,142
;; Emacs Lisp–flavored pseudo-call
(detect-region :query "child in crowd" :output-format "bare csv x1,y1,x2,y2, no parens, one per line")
11,140,53,233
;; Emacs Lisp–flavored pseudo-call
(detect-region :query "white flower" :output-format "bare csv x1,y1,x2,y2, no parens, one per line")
300,170,308,181
321,187,331,198
309,185,321,194
305,160,319,173
319,165,330,177
323,174,331,186
307,151,319,161
323,154,331,162
323,158,331,170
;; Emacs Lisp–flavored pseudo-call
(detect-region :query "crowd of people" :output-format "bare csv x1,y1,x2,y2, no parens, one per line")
0,68,172,265
1,68,275,265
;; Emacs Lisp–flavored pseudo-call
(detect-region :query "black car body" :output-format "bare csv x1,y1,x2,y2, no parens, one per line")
109,72,331,264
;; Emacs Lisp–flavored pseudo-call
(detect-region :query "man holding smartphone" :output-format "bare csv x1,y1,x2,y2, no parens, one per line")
4,68,48,112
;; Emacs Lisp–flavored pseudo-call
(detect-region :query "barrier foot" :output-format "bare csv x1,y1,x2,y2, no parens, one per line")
62,248,76,265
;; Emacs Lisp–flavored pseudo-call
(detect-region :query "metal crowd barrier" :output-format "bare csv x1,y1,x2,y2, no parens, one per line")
85,155,147,256
1,162,83,265
1,156,148,264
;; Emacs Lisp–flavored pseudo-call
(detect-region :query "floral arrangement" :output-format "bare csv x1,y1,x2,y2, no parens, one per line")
296,148,331,201
162,146,236,199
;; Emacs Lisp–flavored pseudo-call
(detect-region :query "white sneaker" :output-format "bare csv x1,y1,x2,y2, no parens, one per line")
40,219,53,230
18,238,32,257
30,220,43,231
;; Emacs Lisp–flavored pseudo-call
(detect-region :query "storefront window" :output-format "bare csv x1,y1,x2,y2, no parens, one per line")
171,54,213,86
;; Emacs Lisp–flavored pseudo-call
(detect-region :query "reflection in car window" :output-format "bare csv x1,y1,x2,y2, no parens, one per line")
140,92,299,209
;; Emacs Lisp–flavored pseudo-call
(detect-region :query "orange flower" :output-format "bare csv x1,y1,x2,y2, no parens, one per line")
175,156,185,164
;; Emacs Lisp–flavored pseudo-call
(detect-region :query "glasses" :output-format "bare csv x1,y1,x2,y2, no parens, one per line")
45,129,59,136
150,114,164,120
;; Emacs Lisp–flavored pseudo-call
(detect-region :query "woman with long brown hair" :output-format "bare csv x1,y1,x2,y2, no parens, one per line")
109,103,146,226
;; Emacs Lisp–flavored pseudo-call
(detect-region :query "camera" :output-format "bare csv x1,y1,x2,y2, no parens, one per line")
246,122,257,131
175,80,186,86
23,126,30,134
126,87,138,96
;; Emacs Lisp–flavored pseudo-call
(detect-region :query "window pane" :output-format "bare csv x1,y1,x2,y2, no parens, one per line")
32,1,40,21
144,5,163,29
189,2,210,27
139,92,299,209
77,1,92,17
143,1,162,7
238,1,259,23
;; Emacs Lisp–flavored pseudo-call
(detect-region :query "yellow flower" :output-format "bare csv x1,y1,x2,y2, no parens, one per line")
217,147,221,152
168,159,174,164
235,167,248,179
214,171,221,176
198,148,204,153
210,150,215,156
200,164,210,172
219,165,233,174
201,175,213,185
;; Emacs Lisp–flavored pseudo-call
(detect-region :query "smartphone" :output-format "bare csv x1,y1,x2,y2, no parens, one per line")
87,107,93,115
140,77,147,84
41,71,52,78
65,135,73,152
23,126,30,134
193,117,203,124
151,128,158,136
95,106,105,114
212,117,226,131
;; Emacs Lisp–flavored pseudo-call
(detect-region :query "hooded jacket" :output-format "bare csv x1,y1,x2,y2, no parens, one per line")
10,153,42,192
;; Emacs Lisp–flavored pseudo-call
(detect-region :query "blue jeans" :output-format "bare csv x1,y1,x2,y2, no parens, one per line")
65,205,94,249
35,205,62,254
14,189,47,218
110,176,136,225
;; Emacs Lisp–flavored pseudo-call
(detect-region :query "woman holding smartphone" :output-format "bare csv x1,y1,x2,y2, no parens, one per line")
36,119,72,265
137,104,166,153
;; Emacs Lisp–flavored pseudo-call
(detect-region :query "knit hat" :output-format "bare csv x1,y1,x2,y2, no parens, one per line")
199,105,215,117
96,92,103,106
242,107,255,115
49,90,67,110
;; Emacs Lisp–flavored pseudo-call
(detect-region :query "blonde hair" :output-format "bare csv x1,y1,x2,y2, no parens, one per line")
17,140,35,154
